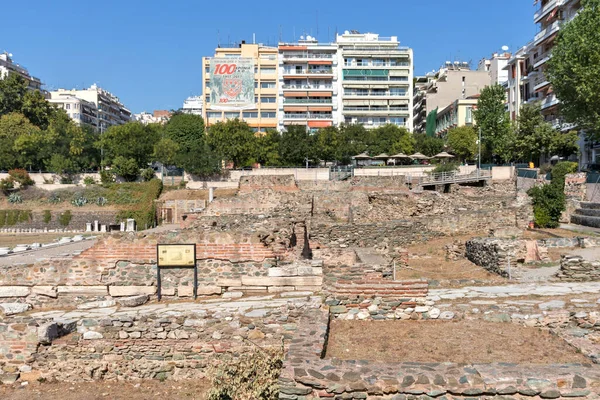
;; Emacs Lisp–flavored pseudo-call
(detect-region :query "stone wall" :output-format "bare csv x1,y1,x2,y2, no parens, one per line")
556,255,600,281
0,210,117,232
238,174,298,193
0,294,321,382
279,310,597,399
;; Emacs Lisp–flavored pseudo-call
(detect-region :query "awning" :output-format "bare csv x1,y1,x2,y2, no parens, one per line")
308,61,332,65
389,70,410,77
307,120,332,128
308,91,332,97
284,106,308,112
308,106,332,112
546,7,558,22
389,99,409,105
343,69,389,77
283,91,307,97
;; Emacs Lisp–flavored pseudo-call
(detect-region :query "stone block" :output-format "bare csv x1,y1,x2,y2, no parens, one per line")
160,287,176,296
0,303,32,315
108,286,155,297
32,286,57,298
222,291,243,299
117,295,149,307
178,286,194,297
297,266,323,276
0,286,30,298
83,331,103,340
267,286,295,293
241,276,323,287
77,300,116,310
216,278,242,287
38,322,59,344
57,286,107,296
268,267,298,277
197,285,221,295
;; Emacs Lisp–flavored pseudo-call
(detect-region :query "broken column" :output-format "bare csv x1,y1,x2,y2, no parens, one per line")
126,219,136,232
209,187,214,203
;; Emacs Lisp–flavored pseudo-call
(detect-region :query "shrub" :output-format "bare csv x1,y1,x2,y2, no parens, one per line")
100,169,116,185
178,180,188,189
539,163,553,175
432,162,460,174
527,180,566,228
59,176,73,184
116,179,162,230
8,193,22,204
550,161,578,186
0,177,15,194
71,194,88,207
47,193,62,204
206,346,283,400
0,210,32,228
59,210,72,227
8,169,34,187
96,196,108,206
43,210,52,224
140,168,155,182
83,176,96,186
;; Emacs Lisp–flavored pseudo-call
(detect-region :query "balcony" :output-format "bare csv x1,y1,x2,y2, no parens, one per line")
283,113,333,119
344,91,408,98
281,84,333,90
534,52,552,69
283,98,332,104
282,53,334,61
534,20,561,46
534,0,559,23
533,72,551,92
282,69,334,76
541,93,559,110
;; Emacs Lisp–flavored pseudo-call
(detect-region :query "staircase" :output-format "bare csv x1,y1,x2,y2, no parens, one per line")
571,202,600,228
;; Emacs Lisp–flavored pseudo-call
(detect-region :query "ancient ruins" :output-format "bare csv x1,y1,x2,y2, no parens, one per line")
1,172,600,398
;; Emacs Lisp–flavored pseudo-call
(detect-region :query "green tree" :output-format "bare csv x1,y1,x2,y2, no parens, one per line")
414,134,445,157
338,123,369,163
112,156,140,182
153,137,180,167
546,0,600,138
208,119,257,168
0,74,27,116
514,102,553,162
315,126,340,164
97,121,160,169
256,129,282,166
21,90,56,130
446,126,477,162
549,129,580,159
0,112,42,170
473,84,512,162
279,125,315,166
368,124,414,156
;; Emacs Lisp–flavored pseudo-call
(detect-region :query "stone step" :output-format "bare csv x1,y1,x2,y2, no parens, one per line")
571,214,600,228
579,202,600,210
574,208,600,217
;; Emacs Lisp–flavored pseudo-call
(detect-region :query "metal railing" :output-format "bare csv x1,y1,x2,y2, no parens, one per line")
417,169,492,186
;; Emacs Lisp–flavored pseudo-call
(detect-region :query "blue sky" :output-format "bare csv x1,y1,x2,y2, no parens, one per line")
1,0,537,113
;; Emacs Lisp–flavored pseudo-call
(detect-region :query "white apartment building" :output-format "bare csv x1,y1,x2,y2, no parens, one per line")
505,42,538,121
133,111,170,125
277,36,338,132
48,84,131,131
0,52,42,91
182,96,203,115
48,96,98,128
337,31,413,131
477,52,511,85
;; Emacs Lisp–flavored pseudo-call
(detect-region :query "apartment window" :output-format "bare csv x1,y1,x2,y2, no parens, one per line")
254,82,258,88
390,88,407,96
243,112,258,118
250,127,259,132
261,96,276,103
260,68,276,74
466,107,473,124
261,112,276,118
390,76,408,81
205,96,210,103
389,117,405,125
254,67,258,73
260,81,276,89
207,112,221,119
254,96,259,103
205,66,209,73
65,104,71,109
224,112,239,119
373,59,385,66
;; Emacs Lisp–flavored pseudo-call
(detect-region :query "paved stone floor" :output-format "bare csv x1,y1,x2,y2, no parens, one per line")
429,281,600,300
0,240,96,266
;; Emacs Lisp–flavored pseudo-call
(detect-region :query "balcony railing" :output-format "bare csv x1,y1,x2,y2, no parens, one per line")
534,0,559,23
283,69,333,75
533,52,552,69
344,92,408,97
282,53,334,59
541,93,559,110
281,84,333,90
283,98,332,104
283,113,333,119
534,20,561,45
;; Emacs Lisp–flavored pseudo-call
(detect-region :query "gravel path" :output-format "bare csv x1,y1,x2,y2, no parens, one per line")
0,240,96,266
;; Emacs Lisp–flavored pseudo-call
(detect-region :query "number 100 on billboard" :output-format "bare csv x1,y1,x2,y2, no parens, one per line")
208,58,255,110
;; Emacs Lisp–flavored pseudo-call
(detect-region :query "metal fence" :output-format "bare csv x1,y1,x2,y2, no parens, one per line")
516,169,538,179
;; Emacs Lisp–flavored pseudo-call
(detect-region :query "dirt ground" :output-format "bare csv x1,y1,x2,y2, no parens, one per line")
326,320,590,364
0,233,75,248
522,228,585,240
399,235,504,284
0,379,209,400
159,189,238,201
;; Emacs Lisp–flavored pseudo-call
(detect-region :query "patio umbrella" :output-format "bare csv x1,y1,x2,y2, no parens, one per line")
434,152,455,159
352,152,371,160
390,153,410,159
372,153,390,160
409,152,430,160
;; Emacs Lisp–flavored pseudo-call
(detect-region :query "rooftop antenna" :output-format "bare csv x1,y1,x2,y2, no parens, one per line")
217,30,220,47
293,26,296,42
316,10,319,39
279,25,282,42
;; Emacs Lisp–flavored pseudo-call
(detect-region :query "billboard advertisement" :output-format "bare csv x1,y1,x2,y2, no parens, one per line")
208,57,255,110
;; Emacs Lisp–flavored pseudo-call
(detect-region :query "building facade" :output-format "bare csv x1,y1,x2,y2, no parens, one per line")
0,52,42,91
277,37,338,132
337,32,413,131
477,52,511,85
434,97,478,137
48,84,131,131
413,74,435,133
47,96,98,128
505,42,538,122
133,110,171,125
202,43,278,133
182,96,203,115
